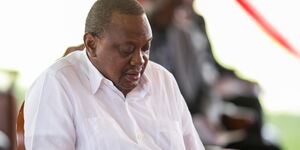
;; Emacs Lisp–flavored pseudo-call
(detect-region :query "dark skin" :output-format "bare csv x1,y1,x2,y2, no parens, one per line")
84,12,152,96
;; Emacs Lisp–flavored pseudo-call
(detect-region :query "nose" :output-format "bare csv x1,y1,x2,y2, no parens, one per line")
130,50,145,66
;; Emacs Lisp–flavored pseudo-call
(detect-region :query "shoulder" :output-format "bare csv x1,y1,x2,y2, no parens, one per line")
46,51,83,76
145,61,177,86
146,61,174,78
144,62,185,116
27,51,85,93
38,51,86,82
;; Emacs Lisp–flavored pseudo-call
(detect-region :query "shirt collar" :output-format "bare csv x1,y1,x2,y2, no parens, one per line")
82,49,104,94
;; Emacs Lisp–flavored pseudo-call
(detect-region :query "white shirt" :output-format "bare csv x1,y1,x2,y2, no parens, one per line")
24,50,204,150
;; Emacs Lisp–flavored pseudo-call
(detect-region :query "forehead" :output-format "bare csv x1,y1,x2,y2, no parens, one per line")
104,12,152,41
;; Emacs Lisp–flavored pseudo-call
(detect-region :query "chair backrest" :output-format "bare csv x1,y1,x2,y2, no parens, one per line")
16,102,25,150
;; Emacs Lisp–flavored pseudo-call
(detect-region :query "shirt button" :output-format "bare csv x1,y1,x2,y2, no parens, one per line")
137,134,143,141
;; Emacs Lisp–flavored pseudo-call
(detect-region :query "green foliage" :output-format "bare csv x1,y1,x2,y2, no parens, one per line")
265,113,300,150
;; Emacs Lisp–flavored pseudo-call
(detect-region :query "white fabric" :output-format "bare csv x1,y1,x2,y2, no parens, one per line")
24,50,204,150
0,130,10,149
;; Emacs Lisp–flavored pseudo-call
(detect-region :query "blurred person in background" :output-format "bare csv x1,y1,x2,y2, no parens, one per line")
0,70,18,150
0,92,15,150
139,0,282,149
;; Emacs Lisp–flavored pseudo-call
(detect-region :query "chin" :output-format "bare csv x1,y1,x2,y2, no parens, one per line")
122,81,139,90
123,83,138,90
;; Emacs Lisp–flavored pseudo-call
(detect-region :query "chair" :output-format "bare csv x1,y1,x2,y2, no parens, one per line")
16,102,25,150
63,44,85,57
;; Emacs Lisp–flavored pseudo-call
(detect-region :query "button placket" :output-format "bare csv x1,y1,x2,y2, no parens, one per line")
125,99,144,144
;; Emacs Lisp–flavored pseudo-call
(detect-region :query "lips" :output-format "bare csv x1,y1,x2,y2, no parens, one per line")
125,73,140,82
124,70,141,82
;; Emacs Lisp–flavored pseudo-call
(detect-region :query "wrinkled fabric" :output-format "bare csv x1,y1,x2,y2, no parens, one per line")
24,50,204,150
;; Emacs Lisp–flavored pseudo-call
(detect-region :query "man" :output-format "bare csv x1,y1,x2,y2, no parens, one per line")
24,0,204,149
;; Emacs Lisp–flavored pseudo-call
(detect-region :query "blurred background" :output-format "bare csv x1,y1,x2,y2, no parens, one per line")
0,0,299,150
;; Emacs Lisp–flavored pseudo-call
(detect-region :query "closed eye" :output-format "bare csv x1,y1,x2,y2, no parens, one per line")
119,44,135,56
142,43,151,55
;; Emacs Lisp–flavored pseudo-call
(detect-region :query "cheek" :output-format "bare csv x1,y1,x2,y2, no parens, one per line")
94,52,119,79
107,59,127,81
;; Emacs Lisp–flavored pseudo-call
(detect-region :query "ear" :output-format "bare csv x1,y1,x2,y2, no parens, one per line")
84,33,97,57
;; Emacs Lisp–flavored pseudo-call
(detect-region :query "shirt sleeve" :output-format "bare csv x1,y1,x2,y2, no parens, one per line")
180,94,205,150
24,72,76,150
171,75,205,150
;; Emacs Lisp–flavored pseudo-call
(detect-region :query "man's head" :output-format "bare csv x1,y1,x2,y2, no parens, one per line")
84,0,152,96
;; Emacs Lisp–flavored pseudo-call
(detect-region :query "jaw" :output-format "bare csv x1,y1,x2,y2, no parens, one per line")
115,77,140,95
118,64,148,95
114,62,148,96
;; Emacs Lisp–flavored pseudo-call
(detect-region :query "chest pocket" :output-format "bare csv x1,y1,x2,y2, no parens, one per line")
154,120,186,150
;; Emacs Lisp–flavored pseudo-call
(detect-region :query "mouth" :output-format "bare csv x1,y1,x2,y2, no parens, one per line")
124,73,141,82
124,68,142,82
